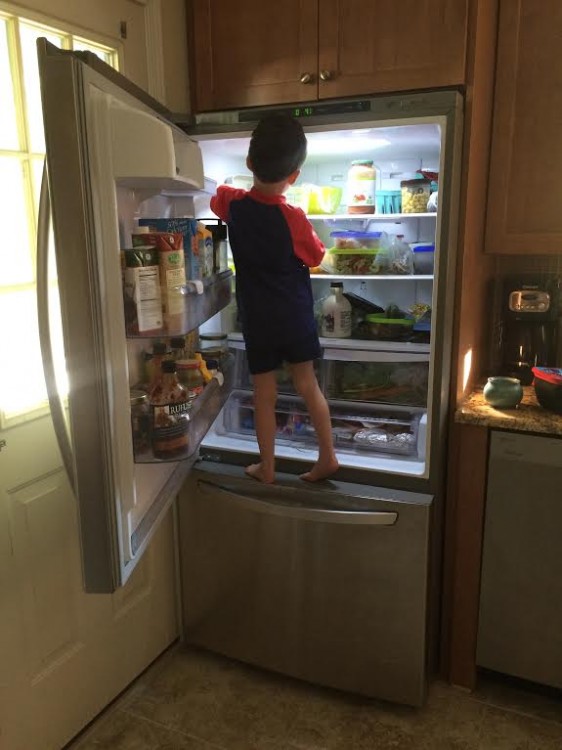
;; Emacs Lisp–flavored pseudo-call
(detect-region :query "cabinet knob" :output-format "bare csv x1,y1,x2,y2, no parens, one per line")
320,70,334,82
299,72,314,84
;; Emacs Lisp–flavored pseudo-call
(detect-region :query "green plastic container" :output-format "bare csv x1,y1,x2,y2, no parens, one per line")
366,313,414,341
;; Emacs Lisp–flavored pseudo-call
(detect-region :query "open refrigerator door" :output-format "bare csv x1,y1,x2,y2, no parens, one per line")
185,94,461,492
37,41,233,592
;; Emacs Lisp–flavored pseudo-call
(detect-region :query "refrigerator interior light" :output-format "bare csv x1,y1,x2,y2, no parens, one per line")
306,135,391,156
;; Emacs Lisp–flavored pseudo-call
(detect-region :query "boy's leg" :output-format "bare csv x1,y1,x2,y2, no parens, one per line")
288,360,339,482
246,370,277,483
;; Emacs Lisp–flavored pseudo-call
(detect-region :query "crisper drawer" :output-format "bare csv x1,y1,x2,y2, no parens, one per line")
223,390,423,458
230,340,320,394
323,348,430,407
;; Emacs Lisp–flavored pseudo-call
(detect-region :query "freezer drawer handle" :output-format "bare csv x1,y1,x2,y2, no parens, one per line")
36,162,76,492
197,480,398,526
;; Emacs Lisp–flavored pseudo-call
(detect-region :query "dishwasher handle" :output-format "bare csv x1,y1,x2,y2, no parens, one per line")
197,480,398,526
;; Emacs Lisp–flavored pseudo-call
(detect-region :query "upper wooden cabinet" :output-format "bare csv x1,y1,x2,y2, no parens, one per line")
191,0,319,111
486,1,562,254
317,0,469,100
189,0,469,112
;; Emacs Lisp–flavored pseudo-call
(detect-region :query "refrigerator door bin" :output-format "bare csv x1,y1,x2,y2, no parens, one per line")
222,391,421,458
323,348,430,407
124,269,233,339
134,355,234,463
180,462,433,706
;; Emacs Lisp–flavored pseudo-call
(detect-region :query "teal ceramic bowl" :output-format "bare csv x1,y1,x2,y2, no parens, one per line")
483,376,523,409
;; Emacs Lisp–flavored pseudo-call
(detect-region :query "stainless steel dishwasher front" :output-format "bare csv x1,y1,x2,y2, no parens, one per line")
179,462,433,706
477,431,562,689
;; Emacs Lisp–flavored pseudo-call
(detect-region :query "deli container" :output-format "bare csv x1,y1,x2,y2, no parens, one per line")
328,248,379,274
532,367,562,414
308,186,342,214
401,178,431,213
366,313,414,341
412,243,435,274
330,230,385,249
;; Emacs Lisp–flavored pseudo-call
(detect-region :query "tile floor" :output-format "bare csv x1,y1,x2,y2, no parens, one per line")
69,646,562,750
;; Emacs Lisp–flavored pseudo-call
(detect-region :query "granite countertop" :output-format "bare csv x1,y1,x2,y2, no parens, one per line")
455,385,562,436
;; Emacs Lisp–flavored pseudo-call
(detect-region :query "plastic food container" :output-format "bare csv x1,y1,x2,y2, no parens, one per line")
401,178,431,213
330,230,385,249
375,190,402,214
308,186,342,215
285,185,311,211
412,244,435,274
224,174,253,190
328,248,379,274
366,313,414,341
532,367,562,414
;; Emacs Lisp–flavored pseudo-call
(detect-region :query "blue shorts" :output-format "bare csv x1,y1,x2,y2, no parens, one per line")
246,332,321,375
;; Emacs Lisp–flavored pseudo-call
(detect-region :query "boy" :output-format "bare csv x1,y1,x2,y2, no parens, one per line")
210,114,338,484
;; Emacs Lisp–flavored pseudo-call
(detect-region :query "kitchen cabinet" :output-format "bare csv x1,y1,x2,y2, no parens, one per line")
189,0,469,112
190,0,319,111
486,0,562,254
317,0,469,100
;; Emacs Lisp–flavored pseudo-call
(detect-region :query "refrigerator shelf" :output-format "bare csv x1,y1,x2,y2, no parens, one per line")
306,213,437,221
134,355,234,464
309,274,433,281
126,270,233,339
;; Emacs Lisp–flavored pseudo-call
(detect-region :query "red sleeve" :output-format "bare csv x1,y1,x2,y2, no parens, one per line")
280,204,325,267
210,185,246,222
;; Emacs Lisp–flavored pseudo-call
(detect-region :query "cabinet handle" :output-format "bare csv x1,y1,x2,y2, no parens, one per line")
299,72,314,84
319,70,334,82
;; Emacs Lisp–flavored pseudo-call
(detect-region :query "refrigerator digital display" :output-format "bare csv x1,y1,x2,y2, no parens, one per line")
238,100,371,123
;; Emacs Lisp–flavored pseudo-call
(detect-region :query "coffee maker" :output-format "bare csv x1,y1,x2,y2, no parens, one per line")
500,277,559,385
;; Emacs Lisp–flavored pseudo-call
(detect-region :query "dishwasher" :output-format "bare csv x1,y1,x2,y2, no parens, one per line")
477,431,562,689
179,462,434,706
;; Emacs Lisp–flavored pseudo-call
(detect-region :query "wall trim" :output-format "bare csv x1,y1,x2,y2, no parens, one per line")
144,0,166,104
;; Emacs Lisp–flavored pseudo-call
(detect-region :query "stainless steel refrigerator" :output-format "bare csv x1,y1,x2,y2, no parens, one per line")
37,40,462,706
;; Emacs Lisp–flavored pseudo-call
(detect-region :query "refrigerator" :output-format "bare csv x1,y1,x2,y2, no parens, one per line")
37,40,462,706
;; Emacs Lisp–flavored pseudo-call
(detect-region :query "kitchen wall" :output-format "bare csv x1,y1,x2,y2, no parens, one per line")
9,0,189,111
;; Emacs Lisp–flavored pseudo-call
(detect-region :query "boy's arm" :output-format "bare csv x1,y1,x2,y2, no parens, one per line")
210,184,246,222
281,205,325,267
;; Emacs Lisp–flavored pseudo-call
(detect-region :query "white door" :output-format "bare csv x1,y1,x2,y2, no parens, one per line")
0,4,179,748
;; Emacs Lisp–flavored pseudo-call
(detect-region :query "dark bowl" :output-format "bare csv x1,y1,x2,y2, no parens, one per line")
534,376,562,414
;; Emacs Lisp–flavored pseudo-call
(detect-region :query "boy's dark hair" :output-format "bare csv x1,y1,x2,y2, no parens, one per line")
248,114,307,183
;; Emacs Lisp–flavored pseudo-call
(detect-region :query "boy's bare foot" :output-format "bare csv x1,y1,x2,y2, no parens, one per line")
245,462,275,484
300,457,339,482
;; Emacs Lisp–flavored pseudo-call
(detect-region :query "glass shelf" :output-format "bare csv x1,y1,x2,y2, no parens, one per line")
306,213,437,221
125,270,233,339
310,274,433,280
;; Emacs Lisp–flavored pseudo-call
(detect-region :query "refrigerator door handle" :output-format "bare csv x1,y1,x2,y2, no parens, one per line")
36,162,76,492
197,480,398,526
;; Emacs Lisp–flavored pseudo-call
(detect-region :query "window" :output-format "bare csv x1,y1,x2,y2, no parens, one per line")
0,11,118,424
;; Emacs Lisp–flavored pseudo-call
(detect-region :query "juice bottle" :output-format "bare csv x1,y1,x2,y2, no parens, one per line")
150,360,191,459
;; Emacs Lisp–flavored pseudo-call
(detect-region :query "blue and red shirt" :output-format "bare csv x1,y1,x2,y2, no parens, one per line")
210,185,325,348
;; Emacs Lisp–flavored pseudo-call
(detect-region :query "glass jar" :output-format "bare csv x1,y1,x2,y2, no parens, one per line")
400,178,431,213
130,389,150,457
347,160,376,214
199,333,228,365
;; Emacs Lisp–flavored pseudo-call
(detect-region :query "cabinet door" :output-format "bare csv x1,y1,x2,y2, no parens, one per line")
486,1,562,254
191,0,319,111
318,0,468,99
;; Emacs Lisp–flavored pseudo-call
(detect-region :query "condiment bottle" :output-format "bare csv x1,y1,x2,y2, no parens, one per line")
169,336,186,362
176,359,206,401
147,341,168,390
321,282,352,338
149,360,191,459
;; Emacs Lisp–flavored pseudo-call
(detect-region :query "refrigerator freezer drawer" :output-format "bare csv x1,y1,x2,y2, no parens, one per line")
180,463,433,706
222,391,423,458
